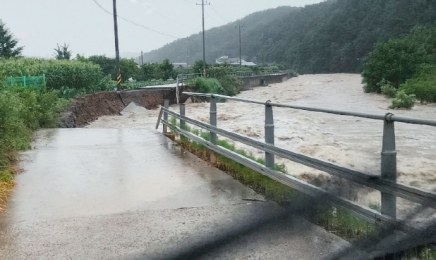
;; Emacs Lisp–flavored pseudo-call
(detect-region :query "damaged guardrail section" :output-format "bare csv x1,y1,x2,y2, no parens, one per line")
157,92,436,233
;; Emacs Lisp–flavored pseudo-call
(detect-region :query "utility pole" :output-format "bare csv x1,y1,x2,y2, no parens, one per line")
113,0,121,90
197,0,210,75
186,46,190,66
141,50,144,66
236,22,245,66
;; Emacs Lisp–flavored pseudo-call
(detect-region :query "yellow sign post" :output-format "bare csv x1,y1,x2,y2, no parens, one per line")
116,73,122,90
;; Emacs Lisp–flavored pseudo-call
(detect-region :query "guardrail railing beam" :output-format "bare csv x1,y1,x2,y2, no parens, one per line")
182,92,436,127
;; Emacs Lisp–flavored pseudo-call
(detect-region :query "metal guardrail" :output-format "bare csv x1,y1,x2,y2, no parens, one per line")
157,92,436,232
182,92,436,127
177,71,285,83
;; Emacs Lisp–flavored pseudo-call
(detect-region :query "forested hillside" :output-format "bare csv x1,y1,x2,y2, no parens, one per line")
141,6,297,66
142,0,436,74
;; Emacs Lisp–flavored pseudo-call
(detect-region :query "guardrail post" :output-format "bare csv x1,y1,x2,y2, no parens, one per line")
210,95,217,143
210,95,217,165
163,99,169,134
265,102,275,169
180,104,185,130
180,104,186,143
381,113,397,219
176,76,180,104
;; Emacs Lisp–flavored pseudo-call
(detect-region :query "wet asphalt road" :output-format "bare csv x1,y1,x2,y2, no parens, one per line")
0,128,348,259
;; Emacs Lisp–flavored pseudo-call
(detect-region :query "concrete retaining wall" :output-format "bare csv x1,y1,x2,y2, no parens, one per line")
240,73,290,90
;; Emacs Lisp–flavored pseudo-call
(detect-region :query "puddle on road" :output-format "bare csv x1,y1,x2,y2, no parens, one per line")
0,128,264,227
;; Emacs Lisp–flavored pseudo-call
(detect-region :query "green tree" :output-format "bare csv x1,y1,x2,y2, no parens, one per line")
88,55,115,76
362,24,436,93
136,63,157,81
75,54,87,62
88,55,139,82
159,59,175,80
192,60,209,74
0,20,23,58
53,43,72,60
120,59,139,81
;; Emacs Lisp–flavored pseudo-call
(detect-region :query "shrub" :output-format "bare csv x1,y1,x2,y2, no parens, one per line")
206,66,242,96
0,83,69,168
399,64,436,103
216,75,241,96
0,89,33,164
188,77,224,94
0,64,70,211
379,79,396,98
390,90,416,109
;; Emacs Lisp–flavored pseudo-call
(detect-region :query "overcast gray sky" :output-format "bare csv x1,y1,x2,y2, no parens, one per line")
1,0,324,58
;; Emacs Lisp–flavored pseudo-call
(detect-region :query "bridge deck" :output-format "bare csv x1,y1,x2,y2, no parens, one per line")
0,128,348,259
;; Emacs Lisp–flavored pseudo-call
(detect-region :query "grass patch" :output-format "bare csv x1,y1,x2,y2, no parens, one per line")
312,206,377,239
0,168,16,212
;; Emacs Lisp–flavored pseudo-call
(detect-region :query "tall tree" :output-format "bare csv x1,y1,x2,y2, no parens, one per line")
0,20,23,58
53,43,72,60
159,59,175,80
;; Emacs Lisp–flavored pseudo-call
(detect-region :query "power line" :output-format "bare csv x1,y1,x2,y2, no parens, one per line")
204,9,220,24
152,9,197,31
91,0,179,39
210,5,227,23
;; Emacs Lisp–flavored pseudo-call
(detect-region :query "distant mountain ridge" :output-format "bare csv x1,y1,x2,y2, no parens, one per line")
141,0,436,74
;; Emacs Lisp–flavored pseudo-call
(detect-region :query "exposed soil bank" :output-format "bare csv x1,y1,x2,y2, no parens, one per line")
58,74,289,128
59,86,189,128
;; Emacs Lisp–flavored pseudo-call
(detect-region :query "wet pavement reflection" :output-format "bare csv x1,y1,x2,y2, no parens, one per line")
0,128,263,225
